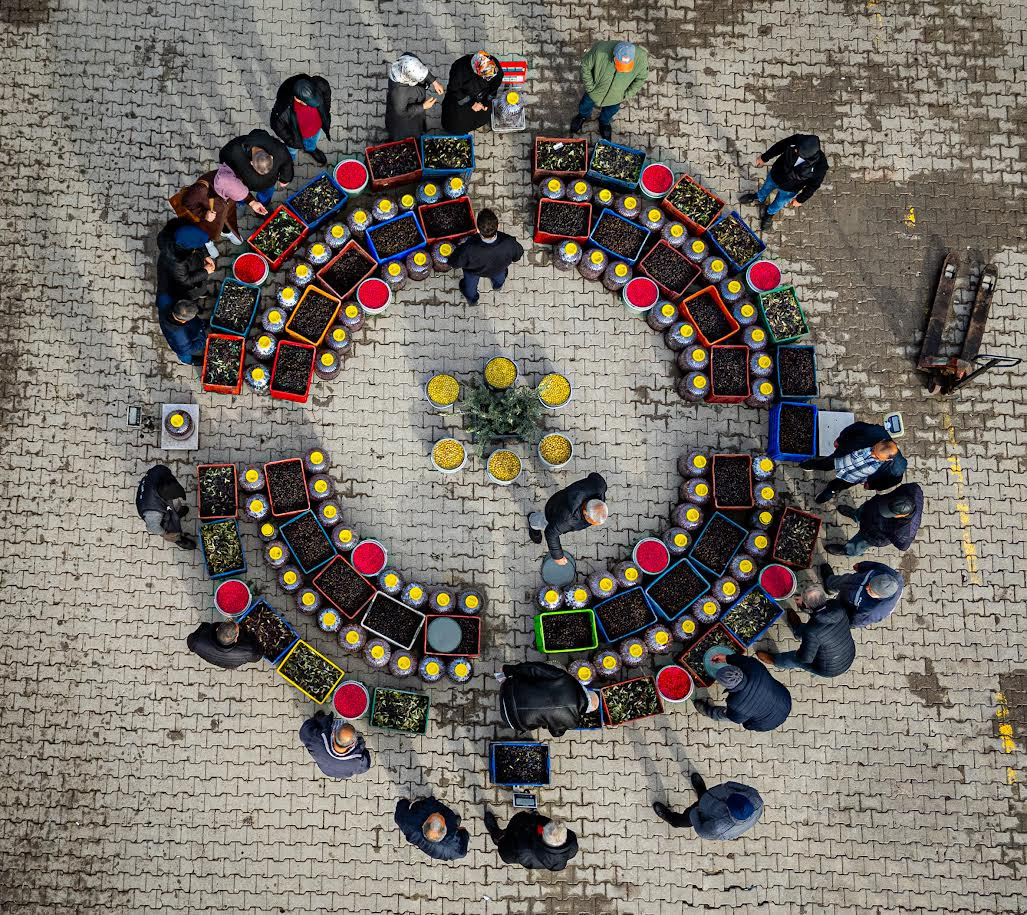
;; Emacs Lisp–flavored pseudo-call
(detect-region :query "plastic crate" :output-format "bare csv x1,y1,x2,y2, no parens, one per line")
284,285,342,346
532,135,589,183
262,457,309,517
238,599,299,666
637,240,702,301
278,509,337,574
275,639,345,704
661,174,725,235
589,208,651,264
364,211,427,264
707,345,751,405
246,205,308,271
688,512,748,578
269,340,316,403
592,586,657,644
771,506,823,569
719,584,784,648
369,686,431,735
365,137,423,189
599,676,664,726
209,277,261,336
416,196,477,244
420,133,475,177
361,592,426,651
533,609,599,653
676,624,745,688
201,333,245,395
643,558,711,621
706,210,767,273
679,286,740,347
533,198,592,245
768,402,819,462
196,463,239,520
423,614,481,657
285,172,348,229
488,741,551,786
198,519,246,580
312,555,376,620
315,239,377,302
586,138,646,191
757,286,810,344
711,454,754,510
775,344,818,401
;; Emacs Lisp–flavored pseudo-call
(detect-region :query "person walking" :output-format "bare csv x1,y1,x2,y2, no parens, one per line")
496,661,600,737
136,464,194,549
219,128,295,208
386,52,444,140
528,472,608,565
449,209,523,305
173,166,268,253
694,655,792,732
155,218,214,364
271,74,332,164
756,603,856,677
653,772,763,840
800,420,907,504
299,713,372,779
569,41,649,141
394,796,469,861
483,807,578,870
739,133,829,232
826,482,924,556
186,621,262,669
819,560,904,628
441,50,504,133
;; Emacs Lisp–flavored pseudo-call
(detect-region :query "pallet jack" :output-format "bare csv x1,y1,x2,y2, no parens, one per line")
918,251,1020,395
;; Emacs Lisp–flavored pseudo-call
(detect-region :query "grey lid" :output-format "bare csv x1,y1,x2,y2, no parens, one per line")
426,617,462,653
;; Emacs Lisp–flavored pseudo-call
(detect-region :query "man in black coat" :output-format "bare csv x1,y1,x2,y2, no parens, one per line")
695,655,792,732
757,604,856,677
299,713,372,779
186,621,262,669
483,807,579,870
270,74,332,164
529,472,608,564
800,421,907,504
827,482,924,556
449,209,524,305
154,219,214,365
497,661,598,737
394,796,469,861
136,463,194,549
740,133,829,232
219,129,294,208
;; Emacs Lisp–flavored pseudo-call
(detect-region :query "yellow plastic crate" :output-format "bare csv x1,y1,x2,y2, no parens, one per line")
276,640,345,704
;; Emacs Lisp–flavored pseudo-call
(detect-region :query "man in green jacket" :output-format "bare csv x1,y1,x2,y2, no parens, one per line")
570,41,649,141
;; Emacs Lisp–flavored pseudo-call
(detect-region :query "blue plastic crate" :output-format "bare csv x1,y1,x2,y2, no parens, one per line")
586,138,647,191
198,519,247,580
643,558,711,621
775,345,818,401
285,172,348,229
238,598,299,666
688,512,748,578
363,211,427,264
719,584,784,647
420,133,475,177
277,510,337,574
768,401,819,462
706,210,767,273
488,741,551,786
588,208,651,264
592,586,657,644
209,277,261,336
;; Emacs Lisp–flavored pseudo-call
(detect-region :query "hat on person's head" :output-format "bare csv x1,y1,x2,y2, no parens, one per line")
171,300,199,323
715,664,745,691
613,42,636,72
471,51,498,79
293,77,321,106
882,494,915,518
214,164,249,201
173,223,210,251
797,135,821,158
868,573,899,599
727,793,755,820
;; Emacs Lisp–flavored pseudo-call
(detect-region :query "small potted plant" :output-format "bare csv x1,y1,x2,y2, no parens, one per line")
600,676,664,725
361,592,426,651
644,558,709,621
284,286,342,347
420,133,475,175
489,742,551,786
417,196,477,244
532,136,588,182
587,139,646,190
771,506,823,569
688,512,747,577
210,278,261,335
197,463,238,520
312,556,376,619
637,241,701,300
239,599,298,664
662,175,725,234
533,608,599,654
278,510,337,574
369,686,431,735
199,519,246,579
460,378,543,457
365,212,427,264
269,341,316,403
534,198,592,245
720,585,784,647
263,458,310,517
592,587,657,643
706,211,766,272
276,639,345,704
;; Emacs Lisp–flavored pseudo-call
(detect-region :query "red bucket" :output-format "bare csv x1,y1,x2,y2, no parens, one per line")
622,277,660,313
759,563,797,600
356,277,392,314
745,259,781,294
632,537,671,576
332,680,370,719
656,664,694,703
351,539,388,577
640,162,675,198
334,159,369,195
233,252,270,286
214,579,251,616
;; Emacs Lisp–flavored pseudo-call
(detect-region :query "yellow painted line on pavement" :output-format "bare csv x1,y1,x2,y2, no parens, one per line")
995,692,1018,785
941,408,982,585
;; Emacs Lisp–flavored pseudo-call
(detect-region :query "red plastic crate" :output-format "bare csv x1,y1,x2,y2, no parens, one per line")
679,286,740,347
422,614,482,658
201,333,245,395
365,138,422,189
417,197,477,245
262,457,309,517
197,463,239,520
269,341,316,404
637,240,702,302
312,555,377,619
532,135,589,183
315,240,377,302
284,285,342,346
771,506,823,569
711,454,754,510
246,206,308,271
661,175,726,236
533,198,592,245
707,345,751,404
676,624,745,688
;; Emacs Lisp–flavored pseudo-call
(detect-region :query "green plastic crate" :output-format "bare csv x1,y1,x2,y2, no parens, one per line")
533,609,599,654
756,285,810,343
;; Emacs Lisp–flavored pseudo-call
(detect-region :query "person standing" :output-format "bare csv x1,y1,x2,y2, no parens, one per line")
271,74,332,164
174,166,268,252
653,772,763,840
136,464,194,549
449,209,523,305
694,656,792,732
299,713,372,779
826,483,924,556
496,661,600,737
569,41,649,141
483,807,579,870
756,604,856,677
394,796,469,861
386,52,444,140
186,621,262,669
219,129,295,208
740,133,829,232
441,51,504,133
528,472,608,565
800,420,907,504
819,560,904,628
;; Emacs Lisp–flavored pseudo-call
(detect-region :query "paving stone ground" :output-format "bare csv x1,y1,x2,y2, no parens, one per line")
1,1,1026,913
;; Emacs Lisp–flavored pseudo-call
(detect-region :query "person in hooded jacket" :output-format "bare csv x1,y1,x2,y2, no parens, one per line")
497,661,599,737
441,51,504,133
271,74,332,164
175,165,267,251
694,655,792,732
154,219,214,364
187,621,262,669
386,52,444,140
740,133,829,232
219,128,294,208
299,713,373,780
483,808,579,871
757,603,856,677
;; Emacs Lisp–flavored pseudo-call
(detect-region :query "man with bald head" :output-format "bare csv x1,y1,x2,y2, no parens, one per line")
394,796,469,861
483,806,579,870
528,472,609,564
299,713,372,779
186,621,261,669
800,420,907,504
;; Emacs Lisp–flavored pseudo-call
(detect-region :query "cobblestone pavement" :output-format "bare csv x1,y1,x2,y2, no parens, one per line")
2,0,1026,913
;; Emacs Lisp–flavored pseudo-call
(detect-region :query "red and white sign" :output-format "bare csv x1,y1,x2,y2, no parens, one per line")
500,60,528,85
